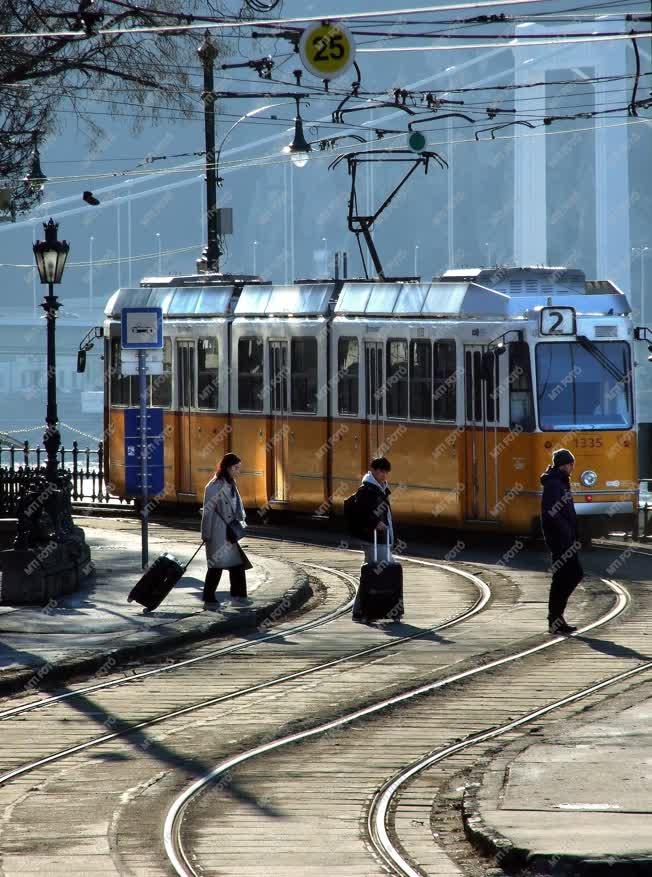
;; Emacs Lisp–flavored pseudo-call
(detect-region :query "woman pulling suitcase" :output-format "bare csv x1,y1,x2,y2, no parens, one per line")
201,453,252,608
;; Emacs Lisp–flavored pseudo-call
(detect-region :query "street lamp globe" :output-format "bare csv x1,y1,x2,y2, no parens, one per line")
283,97,312,169
33,218,69,284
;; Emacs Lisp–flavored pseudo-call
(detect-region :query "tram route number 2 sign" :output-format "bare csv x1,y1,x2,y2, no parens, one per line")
540,306,576,336
299,21,356,80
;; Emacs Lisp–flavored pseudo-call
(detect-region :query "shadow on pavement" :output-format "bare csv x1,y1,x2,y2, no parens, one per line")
372,619,455,645
574,635,652,663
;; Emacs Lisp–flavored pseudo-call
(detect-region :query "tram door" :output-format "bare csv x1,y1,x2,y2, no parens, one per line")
365,341,385,456
176,340,195,496
463,346,500,521
269,340,289,502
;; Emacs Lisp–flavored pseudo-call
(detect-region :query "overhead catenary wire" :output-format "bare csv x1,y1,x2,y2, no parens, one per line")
1,0,611,41
14,114,652,191
0,242,201,269
358,29,652,52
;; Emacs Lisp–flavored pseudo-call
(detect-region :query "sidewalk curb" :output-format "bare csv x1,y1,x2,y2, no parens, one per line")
461,679,652,876
0,567,312,698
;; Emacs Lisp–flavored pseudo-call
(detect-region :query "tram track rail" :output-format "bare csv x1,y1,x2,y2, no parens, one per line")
0,552,488,790
163,578,629,877
0,532,641,877
369,613,651,877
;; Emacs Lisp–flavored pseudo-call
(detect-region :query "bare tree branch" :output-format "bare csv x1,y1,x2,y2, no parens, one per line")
0,0,281,215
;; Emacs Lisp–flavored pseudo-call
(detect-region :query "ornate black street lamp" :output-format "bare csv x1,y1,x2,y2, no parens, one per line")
33,218,69,483
198,31,220,273
0,218,90,602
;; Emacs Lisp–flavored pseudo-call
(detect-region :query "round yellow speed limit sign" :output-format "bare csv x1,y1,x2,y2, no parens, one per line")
299,21,356,81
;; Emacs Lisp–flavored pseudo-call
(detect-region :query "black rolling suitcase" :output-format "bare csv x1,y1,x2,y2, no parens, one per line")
354,530,404,622
127,542,204,612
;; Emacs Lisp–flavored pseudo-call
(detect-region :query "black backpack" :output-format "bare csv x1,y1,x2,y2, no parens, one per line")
343,492,361,537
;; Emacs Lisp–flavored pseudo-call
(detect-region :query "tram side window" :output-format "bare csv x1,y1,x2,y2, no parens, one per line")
410,340,432,420
508,341,534,430
338,337,359,415
197,337,219,410
150,338,172,408
238,337,264,411
110,337,131,406
291,338,318,414
485,353,498,423
434,340,456,421
386,339,408,419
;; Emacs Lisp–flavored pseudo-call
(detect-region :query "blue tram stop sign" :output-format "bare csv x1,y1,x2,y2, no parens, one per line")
121,307,163,350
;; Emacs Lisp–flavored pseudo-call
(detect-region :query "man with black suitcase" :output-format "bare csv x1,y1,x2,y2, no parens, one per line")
350,457,404,624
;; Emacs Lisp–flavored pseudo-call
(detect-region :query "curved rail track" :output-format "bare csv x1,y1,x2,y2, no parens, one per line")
163,578,628,876
0,544,488,789
1,531,647,877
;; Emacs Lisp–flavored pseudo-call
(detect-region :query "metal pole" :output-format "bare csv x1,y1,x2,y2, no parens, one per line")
641,250,646,325
139,349,149,568
43,281,61,484
290,164,295,282
283,162,289,283
414,244,419,277
89,236,94,314
198,31,220,273
253,240,257,275
116,201,122,288
32,224,37,317
127,183,133,287
157,233,162,273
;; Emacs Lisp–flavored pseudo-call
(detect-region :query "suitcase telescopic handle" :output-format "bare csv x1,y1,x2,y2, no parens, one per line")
373,527,391,564
183,540,206,572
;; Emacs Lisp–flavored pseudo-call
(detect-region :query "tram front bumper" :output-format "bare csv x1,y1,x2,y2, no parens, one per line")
574,500,635,516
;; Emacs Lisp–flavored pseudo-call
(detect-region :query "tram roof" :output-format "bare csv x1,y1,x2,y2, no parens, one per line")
104,267,631,321
233,283,333,316
104,286,235,317
334,282,511,317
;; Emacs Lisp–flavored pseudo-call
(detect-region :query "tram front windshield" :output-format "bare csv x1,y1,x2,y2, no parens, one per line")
536,340,632,430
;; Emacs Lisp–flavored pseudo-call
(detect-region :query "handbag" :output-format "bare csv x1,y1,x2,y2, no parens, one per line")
226,519,246,543
212,491,245,543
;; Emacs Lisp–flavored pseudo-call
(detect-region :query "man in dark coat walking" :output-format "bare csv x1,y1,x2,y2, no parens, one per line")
351,457,394,557
541,448,584,635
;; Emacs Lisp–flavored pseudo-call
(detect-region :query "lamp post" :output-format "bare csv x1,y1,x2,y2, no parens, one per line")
414,243,419,277
23,136,47,192
198,31,220,273
211,100,293,277
156,232,162,273
89,235,94,314
32,218,69,485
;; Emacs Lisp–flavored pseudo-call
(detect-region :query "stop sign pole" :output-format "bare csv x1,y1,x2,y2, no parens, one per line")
121,307,163,569
138,349,149,568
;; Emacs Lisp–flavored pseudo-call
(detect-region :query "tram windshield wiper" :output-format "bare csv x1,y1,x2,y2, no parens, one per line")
576,335,628,385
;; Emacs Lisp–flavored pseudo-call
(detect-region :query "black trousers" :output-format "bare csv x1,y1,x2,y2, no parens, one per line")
203,566,247,601
548,550,584,622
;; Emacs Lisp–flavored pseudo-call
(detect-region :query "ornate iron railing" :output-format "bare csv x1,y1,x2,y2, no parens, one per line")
0,441,131,515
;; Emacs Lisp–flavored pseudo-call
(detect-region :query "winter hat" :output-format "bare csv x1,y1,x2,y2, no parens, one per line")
552,448,575,468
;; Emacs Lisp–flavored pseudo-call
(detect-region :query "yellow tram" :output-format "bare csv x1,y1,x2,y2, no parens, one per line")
104,266,638,538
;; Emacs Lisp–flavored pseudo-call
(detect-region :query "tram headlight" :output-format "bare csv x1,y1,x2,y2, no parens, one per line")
580,469,598,488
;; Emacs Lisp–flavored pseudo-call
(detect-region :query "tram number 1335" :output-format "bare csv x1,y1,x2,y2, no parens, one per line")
540,306,576,336
573,436,603,449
